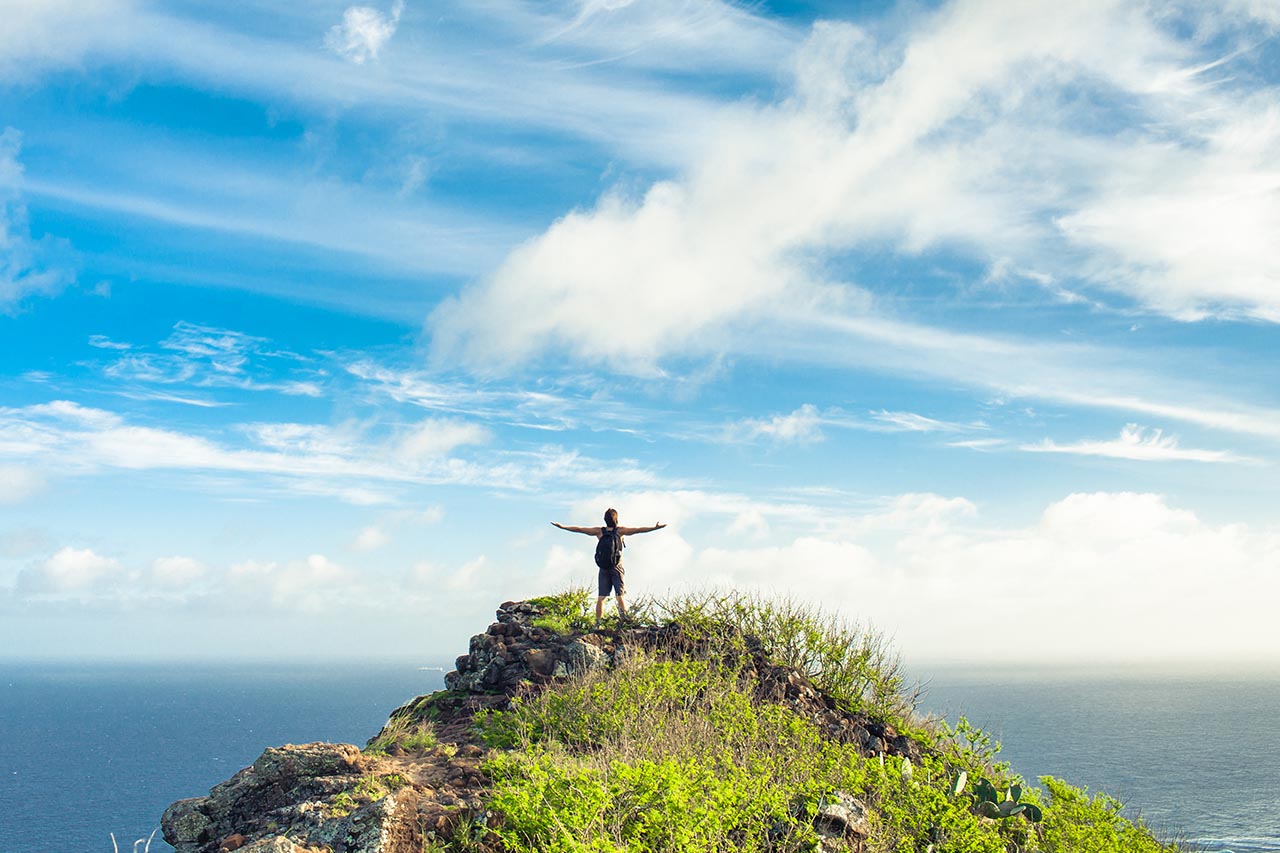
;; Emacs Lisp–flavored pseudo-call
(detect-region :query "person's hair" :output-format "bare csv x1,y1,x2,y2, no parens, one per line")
604,508,619,527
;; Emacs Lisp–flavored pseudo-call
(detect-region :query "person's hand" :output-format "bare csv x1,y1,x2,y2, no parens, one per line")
551,522,563,529
655,522,666,529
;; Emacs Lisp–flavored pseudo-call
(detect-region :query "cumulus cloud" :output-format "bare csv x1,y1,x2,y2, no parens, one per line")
151,555,205,587
554,490,1280,663
17,546,121,596
430,1,1280,373
1023,424,1251,463
325,0,405,65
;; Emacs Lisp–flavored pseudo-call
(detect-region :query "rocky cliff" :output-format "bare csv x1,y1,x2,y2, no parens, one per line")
161,599,923,853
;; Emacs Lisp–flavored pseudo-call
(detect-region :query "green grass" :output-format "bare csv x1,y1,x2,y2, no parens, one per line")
528,587,594,634
468,588,1184,853
365,714,439,755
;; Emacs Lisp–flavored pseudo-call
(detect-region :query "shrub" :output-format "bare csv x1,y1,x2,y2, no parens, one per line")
1038,776,1180,853
528,587,593,634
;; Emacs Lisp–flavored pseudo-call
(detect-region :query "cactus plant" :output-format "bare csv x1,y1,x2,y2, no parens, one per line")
971,777,1043,823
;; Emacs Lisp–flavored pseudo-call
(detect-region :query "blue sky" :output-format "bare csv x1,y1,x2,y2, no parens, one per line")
2,0,1279,665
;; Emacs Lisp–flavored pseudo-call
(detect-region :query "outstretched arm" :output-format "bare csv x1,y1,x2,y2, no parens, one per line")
551,522,603,536
617,523,666,535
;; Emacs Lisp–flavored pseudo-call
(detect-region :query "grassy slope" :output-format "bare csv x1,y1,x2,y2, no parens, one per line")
405,589,1183,853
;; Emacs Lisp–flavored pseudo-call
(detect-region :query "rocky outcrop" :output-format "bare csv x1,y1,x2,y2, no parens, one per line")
444,600,609,693
163,599,911,853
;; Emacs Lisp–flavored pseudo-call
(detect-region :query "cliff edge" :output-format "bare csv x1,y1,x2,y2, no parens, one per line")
162,592,1180,853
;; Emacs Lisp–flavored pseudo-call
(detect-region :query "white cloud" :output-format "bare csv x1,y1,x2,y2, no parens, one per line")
430,1,1280,374
151,555,205,587
98,322,324,398
325,0,405,65
161,321,263,372
870,410,969,433
1023,424,1250,463
1,128,73,312
847,493,978,537
228,554,358,612
0,0,133,81
0,465,45,504
17,546,121,596
732,404,825,444
398,418,491,459
88,334,131,351
591,491,1280,664
353,525,389,551
0,400,661,502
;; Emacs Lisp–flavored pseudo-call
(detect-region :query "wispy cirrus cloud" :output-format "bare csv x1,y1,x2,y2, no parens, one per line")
0,399,659,502
98,322,324,398
1022,424,1253,464
1,128,74,313
869,410,973,433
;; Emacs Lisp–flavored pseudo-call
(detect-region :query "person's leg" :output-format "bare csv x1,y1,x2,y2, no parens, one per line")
613,568,627,620
596,565,612,625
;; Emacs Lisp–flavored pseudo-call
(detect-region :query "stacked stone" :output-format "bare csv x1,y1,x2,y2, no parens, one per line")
444,600,608,693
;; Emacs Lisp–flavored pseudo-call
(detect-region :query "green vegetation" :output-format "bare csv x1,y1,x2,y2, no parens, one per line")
971,777,1043,823
1037,777,1175,853
329,791,356,817
330,773,410,818
465,589,1182,853
366,713,439,755
528,587,594,634
636,590,916,722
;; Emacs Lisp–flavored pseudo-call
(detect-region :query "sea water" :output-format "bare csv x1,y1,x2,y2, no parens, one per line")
0,662,446,853
918,666,1280,853
2,662,1277,852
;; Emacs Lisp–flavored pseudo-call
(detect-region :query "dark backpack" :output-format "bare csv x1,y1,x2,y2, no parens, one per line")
594,526,623,570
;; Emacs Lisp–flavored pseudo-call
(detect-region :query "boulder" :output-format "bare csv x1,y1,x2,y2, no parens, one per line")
815,792,871,839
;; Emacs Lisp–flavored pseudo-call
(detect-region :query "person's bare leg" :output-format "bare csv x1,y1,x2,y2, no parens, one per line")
596,596,606,624
616,594,628,620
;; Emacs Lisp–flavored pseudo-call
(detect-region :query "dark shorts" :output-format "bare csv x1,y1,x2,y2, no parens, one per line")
598,565,626,597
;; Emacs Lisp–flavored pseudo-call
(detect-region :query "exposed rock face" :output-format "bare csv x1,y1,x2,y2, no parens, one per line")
163,599,908,853
444,600,610,692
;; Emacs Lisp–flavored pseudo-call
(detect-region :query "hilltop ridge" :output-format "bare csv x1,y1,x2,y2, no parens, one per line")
162,591,1181,853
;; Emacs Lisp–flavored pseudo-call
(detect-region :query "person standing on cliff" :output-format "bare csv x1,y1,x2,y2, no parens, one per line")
551,508,666,624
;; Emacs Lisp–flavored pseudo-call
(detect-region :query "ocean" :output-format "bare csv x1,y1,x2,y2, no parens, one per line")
1,662,1276,853
918,666,1280,853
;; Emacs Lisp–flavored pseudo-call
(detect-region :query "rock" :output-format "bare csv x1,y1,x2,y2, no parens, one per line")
524,648,558,676
163,798,214,847
239,838,305,853
564,638,607,675
815,793,871,839
218,833,248,852
161,743,369,853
